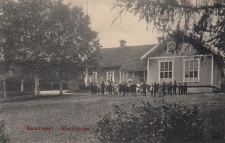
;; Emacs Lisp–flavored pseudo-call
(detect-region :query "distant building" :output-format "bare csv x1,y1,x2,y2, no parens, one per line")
85,40,155,85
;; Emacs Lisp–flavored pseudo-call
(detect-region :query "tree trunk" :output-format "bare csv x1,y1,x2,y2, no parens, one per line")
21,79,24,95
34,75,40,96
3,80,6,100
59,80,63,95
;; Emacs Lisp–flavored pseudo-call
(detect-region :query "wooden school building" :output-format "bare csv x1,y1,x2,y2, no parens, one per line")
85,36,224,93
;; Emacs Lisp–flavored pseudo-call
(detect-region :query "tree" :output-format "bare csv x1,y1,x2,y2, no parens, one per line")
0,0,54,96
0,0,100,96
44,2,100,95
113,0,225,60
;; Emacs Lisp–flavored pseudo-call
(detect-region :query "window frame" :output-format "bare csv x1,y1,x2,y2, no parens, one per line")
89,72,97,83
181,43,192,53
120,72,130,83
92,72,97,83
183,59,200,83
107,71,114,83
158,60,174,82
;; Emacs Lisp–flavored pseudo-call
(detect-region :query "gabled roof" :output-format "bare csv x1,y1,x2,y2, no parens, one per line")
141,34,225,60
140,36,170,60
99,44,155,71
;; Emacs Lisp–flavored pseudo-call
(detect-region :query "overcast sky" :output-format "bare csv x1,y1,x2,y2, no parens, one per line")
64,0,163,48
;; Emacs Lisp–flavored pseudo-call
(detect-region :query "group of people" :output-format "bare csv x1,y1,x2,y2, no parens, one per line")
90,80,188,96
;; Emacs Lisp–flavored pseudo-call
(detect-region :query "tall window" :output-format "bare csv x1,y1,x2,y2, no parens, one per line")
107,71,114,82
160,61,173,81
89,72,97,83
184,60,199,82
120,72,129,82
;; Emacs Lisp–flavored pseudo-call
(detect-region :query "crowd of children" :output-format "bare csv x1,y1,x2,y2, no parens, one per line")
90,80,188,96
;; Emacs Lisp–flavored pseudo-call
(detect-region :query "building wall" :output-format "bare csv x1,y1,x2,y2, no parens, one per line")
213,59,222,89
94,67,120,83
88,68,146,84
147,55,213,87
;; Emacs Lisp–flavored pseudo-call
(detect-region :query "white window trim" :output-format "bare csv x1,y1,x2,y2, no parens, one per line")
158,60,174,82
107,71,114,82
181,43,192,53
183,59,200,83
120,72,129,83
120,72,124,83
93,72,97,83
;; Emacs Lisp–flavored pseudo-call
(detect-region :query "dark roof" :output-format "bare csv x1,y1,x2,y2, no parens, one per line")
99,45,155,71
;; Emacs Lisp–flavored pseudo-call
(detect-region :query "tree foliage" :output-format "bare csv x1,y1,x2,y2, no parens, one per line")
113,0,225,57
0,0,100,94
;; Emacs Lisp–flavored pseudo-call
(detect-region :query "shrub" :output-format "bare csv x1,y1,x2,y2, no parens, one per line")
68,80,80,91
95,102,205,143
0,120,10,143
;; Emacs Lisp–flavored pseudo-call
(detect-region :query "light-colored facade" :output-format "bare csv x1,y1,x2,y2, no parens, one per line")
141,38,222,93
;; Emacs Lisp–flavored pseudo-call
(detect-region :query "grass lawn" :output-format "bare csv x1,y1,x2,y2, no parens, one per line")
0,92,225,143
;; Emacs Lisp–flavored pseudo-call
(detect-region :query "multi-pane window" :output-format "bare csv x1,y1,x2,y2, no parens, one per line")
184,60,199,82
107,71,114,82
160,62,173,79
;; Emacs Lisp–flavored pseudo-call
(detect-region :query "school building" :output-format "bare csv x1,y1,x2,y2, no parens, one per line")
141,37,223,93
85,40,155,84
85,36,224,93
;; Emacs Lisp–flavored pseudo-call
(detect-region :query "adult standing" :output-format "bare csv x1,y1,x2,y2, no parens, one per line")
181,83,184,94
154,83,158,96
173,81,177,95
122,82,127,96
108,83,113,95
169,82,173,95
100,81,105,95
142,82,147,96
184,82,187,94
178,83,181,94
94,83,97,94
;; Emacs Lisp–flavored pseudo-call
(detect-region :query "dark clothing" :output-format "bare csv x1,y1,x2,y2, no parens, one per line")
181,84,184,94
100,83,105,95
178,84,181,94
184,83,187,94
173,83,177,95
154,84,158,95
93,84,97,94
126,85,130,94
119,84,123,93
142,83,147,96
122,84,126,96
108,84,113,95
169,83,173,95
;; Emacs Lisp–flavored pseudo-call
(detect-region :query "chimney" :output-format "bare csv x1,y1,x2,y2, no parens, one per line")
157,37,163,43
120,40,126,48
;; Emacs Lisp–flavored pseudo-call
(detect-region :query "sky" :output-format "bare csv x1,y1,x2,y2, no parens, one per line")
64,0,163,48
